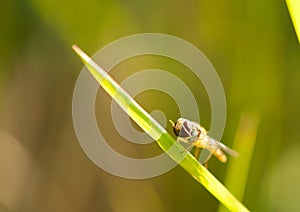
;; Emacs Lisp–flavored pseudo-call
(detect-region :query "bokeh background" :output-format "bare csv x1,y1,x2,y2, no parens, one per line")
1,0,300,211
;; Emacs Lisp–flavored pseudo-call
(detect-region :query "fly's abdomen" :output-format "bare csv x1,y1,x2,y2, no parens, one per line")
213,148,227,163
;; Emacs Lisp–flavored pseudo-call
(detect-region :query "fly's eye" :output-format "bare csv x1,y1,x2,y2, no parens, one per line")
179,121,191,138
173,128,179,136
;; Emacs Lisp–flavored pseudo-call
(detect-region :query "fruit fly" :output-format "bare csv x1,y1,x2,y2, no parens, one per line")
169,118,239,166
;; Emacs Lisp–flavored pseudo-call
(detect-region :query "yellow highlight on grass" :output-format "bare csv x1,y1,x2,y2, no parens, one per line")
286,0,300,43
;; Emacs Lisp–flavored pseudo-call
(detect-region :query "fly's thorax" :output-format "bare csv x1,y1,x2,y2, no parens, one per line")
199,133,209,142
194,123,208,140
198,126,207,135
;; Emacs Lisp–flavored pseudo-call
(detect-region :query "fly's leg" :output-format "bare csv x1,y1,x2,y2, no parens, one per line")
176,137,196,153
204,162,208,168
181,144,193,153
193,147,209,168
193,146,201,159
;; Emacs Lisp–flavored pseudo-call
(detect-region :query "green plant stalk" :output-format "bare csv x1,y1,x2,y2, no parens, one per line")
218,112,260,212
286,0,300,43
72,45,249,212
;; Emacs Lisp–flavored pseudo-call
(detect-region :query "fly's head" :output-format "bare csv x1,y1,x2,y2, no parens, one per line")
169,118,181,137
169,118,191,138
170,118,209,141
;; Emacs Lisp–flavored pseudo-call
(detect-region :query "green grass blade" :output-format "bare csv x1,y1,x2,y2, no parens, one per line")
286,0,300,43
218,112,260,212
72,45,249,212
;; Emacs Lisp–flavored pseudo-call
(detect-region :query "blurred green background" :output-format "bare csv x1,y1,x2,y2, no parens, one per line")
1,0,300,211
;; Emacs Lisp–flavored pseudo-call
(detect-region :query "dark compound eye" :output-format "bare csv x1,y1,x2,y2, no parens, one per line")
178,121,191,138
173,128,180,136
182,121,190,131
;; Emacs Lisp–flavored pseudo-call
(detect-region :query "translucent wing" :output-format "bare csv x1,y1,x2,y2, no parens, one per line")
198,137,239,164
209,137,239,158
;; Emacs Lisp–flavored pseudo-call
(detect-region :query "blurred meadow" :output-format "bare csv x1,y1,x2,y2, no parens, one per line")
1,0,300,211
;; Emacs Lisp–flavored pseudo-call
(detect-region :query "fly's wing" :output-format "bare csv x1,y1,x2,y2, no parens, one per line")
209,137,239,158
